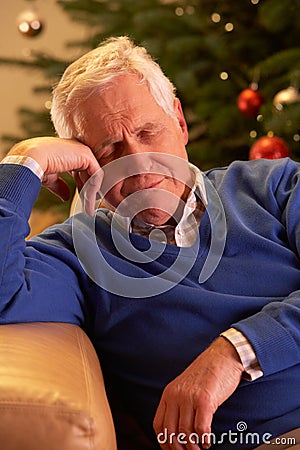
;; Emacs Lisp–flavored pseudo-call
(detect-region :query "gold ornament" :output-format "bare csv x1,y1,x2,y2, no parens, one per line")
273,86,299,110
17,9,44,38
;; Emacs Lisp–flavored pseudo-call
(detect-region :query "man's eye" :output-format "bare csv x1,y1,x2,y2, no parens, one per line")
98,143,125,164
138,130,157,142
96,146,114,163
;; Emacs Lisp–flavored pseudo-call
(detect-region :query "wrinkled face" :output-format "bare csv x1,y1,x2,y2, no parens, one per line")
76,73,191,225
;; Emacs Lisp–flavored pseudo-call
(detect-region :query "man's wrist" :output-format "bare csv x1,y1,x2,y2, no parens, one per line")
0,163,42,218
1,155,44,180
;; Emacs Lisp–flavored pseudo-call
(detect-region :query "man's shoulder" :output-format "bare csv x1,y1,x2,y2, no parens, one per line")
205,156,296,172
204,157,299,183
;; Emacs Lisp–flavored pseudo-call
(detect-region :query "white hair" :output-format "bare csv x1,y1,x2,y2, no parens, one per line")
50,36,177,138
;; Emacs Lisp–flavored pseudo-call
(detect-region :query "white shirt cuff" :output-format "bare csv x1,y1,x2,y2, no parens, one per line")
221,327,263,381
1,155,44,180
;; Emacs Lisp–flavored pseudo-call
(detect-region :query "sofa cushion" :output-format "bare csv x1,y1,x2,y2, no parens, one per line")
0,322,116,450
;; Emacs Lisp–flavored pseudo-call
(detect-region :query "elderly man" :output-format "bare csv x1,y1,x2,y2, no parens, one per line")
0,36,299,450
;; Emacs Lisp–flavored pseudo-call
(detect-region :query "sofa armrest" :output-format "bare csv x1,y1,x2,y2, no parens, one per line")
0,322,117,450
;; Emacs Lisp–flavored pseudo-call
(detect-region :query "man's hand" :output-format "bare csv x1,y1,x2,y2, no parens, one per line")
153,337,244,450
8,137,102,216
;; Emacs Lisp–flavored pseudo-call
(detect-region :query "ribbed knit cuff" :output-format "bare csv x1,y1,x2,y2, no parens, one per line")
233,311,299,376
0,164,41,218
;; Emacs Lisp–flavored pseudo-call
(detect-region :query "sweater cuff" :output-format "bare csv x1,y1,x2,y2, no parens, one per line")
233,311,300,376
1,155,44,179
0,164,41,218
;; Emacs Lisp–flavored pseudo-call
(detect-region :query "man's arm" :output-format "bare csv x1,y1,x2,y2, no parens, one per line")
153,158,300,450
0,137,101,322
232,159,300,377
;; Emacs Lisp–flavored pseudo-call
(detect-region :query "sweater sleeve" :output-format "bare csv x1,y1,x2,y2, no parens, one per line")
233,158,300,376
0,164,87,326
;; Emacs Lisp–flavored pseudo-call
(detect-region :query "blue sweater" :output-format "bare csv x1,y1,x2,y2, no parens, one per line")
0,158,300,449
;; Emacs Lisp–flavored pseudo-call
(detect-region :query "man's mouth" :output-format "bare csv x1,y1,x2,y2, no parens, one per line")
143,178,165,189
125,177,166,195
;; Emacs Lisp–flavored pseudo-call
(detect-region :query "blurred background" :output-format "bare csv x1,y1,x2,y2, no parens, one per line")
0,0,300,231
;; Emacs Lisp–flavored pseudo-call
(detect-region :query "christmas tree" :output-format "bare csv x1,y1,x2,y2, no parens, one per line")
1,0,300,216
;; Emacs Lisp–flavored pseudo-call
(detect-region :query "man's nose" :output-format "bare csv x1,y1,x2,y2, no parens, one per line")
101,146,156,194
123,140,153,175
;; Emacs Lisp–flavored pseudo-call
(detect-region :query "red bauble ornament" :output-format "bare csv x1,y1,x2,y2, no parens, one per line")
249,136,290,160
237,88,264,117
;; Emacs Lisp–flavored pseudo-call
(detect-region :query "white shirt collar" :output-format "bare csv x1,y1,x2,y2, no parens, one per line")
109,163,207,247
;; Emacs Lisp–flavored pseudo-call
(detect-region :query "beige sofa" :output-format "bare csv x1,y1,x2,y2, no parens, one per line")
1,322,299,450
0,322,116,450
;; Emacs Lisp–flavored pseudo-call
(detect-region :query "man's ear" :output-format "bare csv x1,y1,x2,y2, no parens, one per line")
174,98,189,145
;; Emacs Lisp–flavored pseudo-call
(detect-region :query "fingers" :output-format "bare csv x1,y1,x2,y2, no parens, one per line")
73,171,85,192
155,407,211,450
42,174,71,202
154,400,182,450
179,404,202,450
194,408,214,450
154,401,171,450
162,402,180,450
153,338,244,450
79,168,104,216
154,392,201,450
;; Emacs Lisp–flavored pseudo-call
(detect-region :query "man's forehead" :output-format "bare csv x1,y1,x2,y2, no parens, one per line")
98,122,164,150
